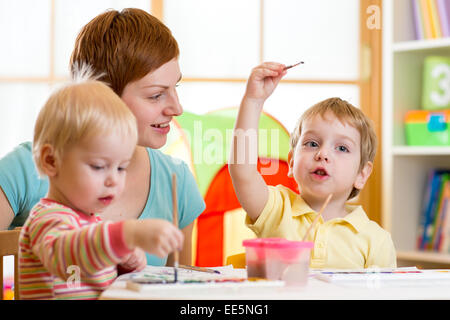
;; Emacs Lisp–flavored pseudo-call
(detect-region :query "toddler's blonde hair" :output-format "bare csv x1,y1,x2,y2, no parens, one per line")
290,97,377,199
33,78,138,176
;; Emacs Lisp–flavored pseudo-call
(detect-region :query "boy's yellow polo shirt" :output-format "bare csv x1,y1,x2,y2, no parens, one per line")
246,185,397,269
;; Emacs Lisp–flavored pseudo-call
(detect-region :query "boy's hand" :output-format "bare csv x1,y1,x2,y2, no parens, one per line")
118,248,147,272
123,219,184,258
229,61,288,223
244,62,287,105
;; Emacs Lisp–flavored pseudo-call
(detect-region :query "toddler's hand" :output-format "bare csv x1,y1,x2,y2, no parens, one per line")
119,248,147,272
244,62,286,104
124,219,184,258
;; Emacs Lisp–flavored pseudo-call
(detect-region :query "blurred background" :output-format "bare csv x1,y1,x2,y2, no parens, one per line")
0,0,365,158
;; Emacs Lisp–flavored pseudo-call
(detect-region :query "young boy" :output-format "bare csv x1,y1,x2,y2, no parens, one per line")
229,62,396,269
19,79,183,299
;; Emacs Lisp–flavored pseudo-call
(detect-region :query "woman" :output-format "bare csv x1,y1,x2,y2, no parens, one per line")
0,8,205,266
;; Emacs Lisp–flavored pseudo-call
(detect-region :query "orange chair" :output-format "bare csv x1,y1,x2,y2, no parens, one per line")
226,253,246,269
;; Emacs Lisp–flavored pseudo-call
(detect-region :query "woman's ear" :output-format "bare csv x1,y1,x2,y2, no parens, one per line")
287,149,294,177
40,144,59,177
354,161,373,190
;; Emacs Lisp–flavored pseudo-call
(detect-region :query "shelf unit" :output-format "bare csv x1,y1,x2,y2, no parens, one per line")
382,0,450,268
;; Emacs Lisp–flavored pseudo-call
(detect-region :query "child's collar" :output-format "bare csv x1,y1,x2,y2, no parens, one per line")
41,198,100,222
291,196,369,233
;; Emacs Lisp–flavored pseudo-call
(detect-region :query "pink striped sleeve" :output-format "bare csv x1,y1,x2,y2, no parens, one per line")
107,220,133,257
29,212,132,280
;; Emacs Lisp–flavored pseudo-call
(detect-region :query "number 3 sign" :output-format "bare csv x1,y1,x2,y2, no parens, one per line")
422,56,450,110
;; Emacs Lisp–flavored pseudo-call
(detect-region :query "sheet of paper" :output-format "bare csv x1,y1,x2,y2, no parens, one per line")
313,267,450,287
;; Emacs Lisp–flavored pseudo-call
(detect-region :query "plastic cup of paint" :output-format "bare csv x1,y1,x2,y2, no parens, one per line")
242,238,269,278
264,239,313,286
243,238,313,286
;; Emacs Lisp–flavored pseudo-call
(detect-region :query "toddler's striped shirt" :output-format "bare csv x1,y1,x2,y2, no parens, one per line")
19,198,132,299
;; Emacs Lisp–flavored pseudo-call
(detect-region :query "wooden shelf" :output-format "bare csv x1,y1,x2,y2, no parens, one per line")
397,251,450,265
383,0,450,269
392,146,450,156
393,37,450,52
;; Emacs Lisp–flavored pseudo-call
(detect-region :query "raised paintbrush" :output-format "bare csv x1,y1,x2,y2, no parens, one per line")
283,61,304,70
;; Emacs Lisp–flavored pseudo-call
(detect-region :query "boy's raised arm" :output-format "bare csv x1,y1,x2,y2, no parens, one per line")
229,62,286,222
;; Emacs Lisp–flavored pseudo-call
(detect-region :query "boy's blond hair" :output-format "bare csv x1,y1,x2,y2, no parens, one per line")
289,97,377,199
33,79,138,176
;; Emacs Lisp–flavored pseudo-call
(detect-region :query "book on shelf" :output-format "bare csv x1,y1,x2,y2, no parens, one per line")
413,0,450,40
436,181,450,251
429,0,441,38
437,0,450,37
417,169,450,252
413,0,425,39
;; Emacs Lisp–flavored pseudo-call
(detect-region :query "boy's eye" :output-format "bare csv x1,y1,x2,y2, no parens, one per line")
304,141,319,148
337,145,349,153
90,165,104,170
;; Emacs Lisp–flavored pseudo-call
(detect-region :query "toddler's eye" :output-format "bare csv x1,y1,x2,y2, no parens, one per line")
337,145,349,153
90,165,104,170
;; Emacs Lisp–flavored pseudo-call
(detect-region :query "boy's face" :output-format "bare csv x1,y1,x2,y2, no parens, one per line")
289,111,372,204
48,132,136,215
121,58,183,149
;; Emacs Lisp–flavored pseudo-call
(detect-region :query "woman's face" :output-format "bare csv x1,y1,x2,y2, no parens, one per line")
121,58,183,149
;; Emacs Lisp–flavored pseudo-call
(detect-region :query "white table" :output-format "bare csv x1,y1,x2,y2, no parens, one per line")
99,267,450,300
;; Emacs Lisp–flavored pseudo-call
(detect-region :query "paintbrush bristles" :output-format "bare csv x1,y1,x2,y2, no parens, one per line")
284,61,304,70
302,194,333,241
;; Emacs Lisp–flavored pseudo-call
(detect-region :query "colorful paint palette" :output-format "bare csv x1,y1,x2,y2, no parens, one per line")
118,265,246,285
119,265,284,292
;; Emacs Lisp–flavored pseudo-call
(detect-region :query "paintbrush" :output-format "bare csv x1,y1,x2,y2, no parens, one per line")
302,194,333,241
179,265,221,274
283,61,304,70
172,173,179,283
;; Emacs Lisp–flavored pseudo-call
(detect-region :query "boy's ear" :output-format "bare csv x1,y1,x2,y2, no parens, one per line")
40,144,59,177
354,161,373,190
287,149,294,177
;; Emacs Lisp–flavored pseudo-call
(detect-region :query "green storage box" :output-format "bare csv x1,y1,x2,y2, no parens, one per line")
405,110,450,146
422,56,450,110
